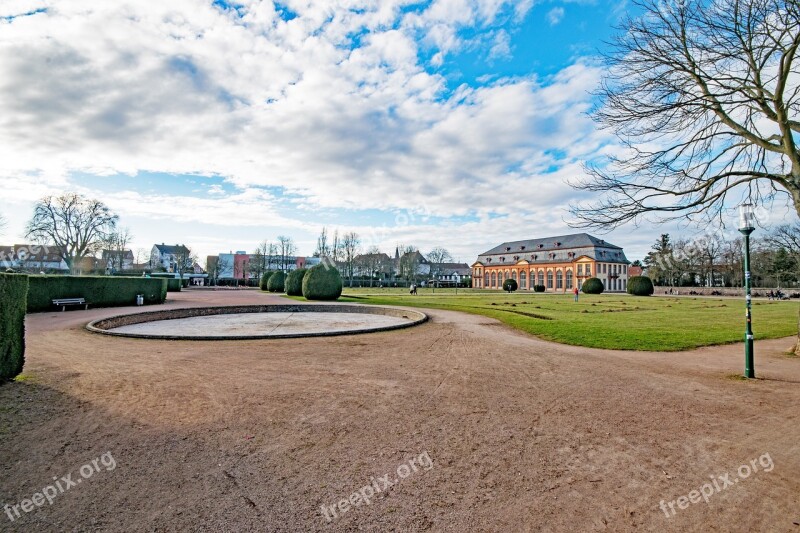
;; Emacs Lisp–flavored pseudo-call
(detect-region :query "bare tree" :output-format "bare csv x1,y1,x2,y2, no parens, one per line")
26,192,118,274
571,0,800,227
277,235,296,272
314,227,331,258
101,227,134,273
427,247,453,281
766,223,800,258
341,231,361,287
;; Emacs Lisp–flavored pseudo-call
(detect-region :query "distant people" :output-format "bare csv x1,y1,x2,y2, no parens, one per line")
573,286,579,302
410,283,418,295
768,290,774,300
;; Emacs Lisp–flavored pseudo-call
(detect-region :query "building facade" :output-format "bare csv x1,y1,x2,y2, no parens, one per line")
472,233,631,293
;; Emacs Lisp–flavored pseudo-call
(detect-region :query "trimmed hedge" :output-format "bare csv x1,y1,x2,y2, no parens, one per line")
285,268,307,296
503,278,518,292
266,271,286,292
628,276,654,296
582,277,604,294
166,278,182,292
302,264,343,301
533,285,545,292
260,271,275,291
27,276,167,312
0,273,28,381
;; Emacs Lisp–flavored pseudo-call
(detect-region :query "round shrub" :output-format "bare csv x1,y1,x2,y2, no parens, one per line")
533,285,545,292
582,277,604,294
260,271,274,291
503,278,518,293
285,268,307,296
302,264,343,301
266,271,286,292
627,276,654,296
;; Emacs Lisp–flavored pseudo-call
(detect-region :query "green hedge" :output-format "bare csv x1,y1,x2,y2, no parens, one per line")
628,276,654,296
260,271,275,291
285,268,307,296
533,285,545,292
27,276,167,312
302,264,343,301
0,273,28,381
582,277,604,294
503,278,518,292
166,278,182,292
267,271,286,292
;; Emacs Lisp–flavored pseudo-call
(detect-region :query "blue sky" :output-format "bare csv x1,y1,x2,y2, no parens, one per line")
1,0,785,264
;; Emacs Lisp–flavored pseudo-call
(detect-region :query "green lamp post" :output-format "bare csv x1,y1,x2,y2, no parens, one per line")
738,203,756,378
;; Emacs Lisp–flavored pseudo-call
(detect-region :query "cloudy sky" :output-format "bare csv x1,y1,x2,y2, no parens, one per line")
0,0,790,264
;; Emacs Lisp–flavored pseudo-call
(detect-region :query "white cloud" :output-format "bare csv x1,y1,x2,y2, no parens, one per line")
0,0,633,261
547,6,565,25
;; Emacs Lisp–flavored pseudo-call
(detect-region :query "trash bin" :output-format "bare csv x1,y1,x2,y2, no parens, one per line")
136,294,144,306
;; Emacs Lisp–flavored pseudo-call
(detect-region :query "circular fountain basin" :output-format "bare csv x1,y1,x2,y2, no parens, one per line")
86,304,427,340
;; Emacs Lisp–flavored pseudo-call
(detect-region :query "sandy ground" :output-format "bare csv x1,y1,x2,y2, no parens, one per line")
1,289,799,532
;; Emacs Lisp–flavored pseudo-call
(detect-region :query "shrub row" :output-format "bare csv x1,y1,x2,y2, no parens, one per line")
267,271,286,292
260,271,275,291
285,268,307,296
533,285,545,292
27,276,167,312
627,276,654,296
166,278,182,292
302,265,343,300
581,278,604,294
0,273,28,381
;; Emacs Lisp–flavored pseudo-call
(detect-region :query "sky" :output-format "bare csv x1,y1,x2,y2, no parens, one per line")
0,0,794,265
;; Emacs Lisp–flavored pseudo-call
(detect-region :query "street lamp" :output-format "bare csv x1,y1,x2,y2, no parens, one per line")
738,203,756,378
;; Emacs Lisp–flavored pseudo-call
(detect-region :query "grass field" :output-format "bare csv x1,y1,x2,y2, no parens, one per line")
324,288,799,351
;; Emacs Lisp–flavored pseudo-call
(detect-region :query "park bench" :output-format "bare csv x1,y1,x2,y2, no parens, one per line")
52,298,88,311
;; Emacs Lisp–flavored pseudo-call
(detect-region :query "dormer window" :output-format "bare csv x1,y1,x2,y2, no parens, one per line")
513,255,519,260
538,244,544,249
520,246,526,251
500,257,506,262
554,242,561,247
506,247,511,251
532,254,537,260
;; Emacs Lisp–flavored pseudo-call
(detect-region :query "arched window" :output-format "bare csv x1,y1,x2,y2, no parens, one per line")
556,270,563,289
585,264,591,276
520,270,527,289
491,272,497,287
512,270,518,282
577,264,583,275
566,270,573,289
547,271,553,289
484,272,489,287
538,271,544,286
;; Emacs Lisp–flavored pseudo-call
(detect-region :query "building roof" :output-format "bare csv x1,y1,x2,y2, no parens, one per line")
154,244,191,255
434,262,471,274
475,233,629,266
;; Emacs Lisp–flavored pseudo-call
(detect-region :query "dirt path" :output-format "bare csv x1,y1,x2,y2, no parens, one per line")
1,290,798,532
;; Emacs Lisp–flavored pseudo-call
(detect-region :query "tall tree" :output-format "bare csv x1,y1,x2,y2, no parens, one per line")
26,192,118,274
571,0,800,227
314,227,331,258
277,235,296,272
427,247,453,280
341,231,361,287
102,227,134,273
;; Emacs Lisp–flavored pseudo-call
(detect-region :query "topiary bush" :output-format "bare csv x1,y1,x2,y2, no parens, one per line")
627,276,654,296
285,268,307,296
503,278,518,293
302,264,343,301
260,271,274,291
0,273,28,381
533,285,545,292
27,276,167,312
266,271,286,292
582,277,604,294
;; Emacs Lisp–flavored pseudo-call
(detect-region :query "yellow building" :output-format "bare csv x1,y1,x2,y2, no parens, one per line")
471,233,631,292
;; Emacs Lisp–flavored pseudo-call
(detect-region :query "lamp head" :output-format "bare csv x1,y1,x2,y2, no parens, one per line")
739,203,755,231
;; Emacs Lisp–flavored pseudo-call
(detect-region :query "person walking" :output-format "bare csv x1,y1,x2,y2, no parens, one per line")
573,286,579,302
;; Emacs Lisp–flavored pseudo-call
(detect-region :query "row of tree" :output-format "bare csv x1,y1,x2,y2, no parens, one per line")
642,225,800,288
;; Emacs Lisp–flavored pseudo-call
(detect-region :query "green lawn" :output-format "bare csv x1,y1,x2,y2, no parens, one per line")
322,288,799,351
